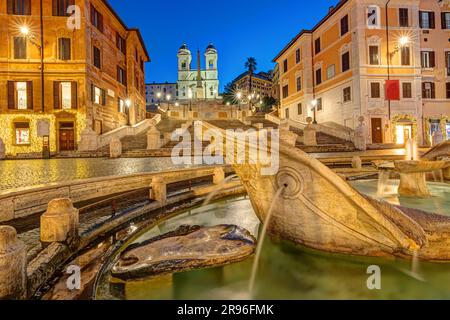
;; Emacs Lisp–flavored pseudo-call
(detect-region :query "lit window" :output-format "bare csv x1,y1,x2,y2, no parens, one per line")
94,86,101,104
61,82,72,109
15,122,30,145
16,82,27,110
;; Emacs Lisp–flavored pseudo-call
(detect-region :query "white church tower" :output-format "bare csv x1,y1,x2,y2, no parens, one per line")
177,43,219,100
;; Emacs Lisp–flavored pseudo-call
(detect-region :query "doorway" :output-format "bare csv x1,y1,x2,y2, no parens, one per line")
371,118,383,144
59,122,75,151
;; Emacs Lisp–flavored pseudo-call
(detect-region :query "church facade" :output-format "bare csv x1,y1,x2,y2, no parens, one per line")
177,43,219,100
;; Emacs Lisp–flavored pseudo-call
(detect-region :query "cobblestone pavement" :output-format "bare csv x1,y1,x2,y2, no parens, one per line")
0,157,192,192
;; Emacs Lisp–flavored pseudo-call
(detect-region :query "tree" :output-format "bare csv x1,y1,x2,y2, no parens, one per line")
222,82,238,105
244,57,257,95
260,96,278,113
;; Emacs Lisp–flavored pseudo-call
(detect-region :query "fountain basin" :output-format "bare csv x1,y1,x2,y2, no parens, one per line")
95,196,450,300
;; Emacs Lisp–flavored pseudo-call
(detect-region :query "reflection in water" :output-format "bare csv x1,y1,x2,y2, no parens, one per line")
96,195,450,300
351,179,450,216
0,158,193,191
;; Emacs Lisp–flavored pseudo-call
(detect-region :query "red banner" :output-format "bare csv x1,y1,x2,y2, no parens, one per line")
385,80,400,101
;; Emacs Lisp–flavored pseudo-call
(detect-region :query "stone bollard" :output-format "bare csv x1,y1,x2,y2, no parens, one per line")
303,117,317,146
352,156,362,169
213,167,225,185
110,138,122,158
147,126,161,150
279,124,298,147
0,138,5,160
40,199,79,245
0,226,27,299
150,177,167,204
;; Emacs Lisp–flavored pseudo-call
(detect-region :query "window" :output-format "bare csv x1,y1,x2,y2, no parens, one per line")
402,82,412,99
315,38,321,54
93,46,101,69
60,82,71,109
90,4,103,32
342,52,350,72
295,49,301,64
343,87,351,102
54,81,77,109
282,85,289,99
446,52,450,76
7,0,31,15
14,122,30,145
58,38,71,60
92,85,106,105
421,51,435,68
118,98,125,113
296,77,302,92
327,65,335,79
7,81,32,110
14,37,26,59
53,0,74,16
401,47,410,66
283,59,288,73
117,66,126,85
369,45,380,65
316,98,323,111
297,103,302,115
399,8,409,27
341,15,349,36
16,82,28,110
370,82,381,98
446,83,450,99
181,62,187,70
285,108,289,119
419,11,435,29
315,68,322,85
116,33,126,54
442,12,450,29
422,82,435,99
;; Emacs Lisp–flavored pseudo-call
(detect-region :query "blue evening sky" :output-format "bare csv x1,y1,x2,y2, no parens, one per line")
108,0,337,91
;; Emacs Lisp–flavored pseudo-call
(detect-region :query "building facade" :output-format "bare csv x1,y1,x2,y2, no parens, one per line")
233,70,273,98
177,43,219,100
274,0,450,145
0,0,149,156
146,82,178,110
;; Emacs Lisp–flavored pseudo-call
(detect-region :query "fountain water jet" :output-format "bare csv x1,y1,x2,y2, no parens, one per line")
202,174,239,207
249,186,286,295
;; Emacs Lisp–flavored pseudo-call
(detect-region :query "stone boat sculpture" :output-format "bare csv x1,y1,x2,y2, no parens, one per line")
199,121,450,261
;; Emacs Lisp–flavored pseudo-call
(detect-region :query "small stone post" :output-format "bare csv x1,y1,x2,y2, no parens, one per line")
303,117,317,146
110,137,122,158
0,226,26,300
0,138,5,160
213,167,225,185
279,122,298,147
354,116,367,151
352,156,362,169
40,199,79,245
150,177,167,204
147,126,161,150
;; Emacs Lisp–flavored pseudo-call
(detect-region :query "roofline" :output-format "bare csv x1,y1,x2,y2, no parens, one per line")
146,83,177,86
101,0,150,62
272,0,349,62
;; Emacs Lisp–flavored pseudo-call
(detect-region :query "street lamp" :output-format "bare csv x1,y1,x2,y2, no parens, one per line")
236,91,242,111
311,99,318,124
166,94,172,111
125,99,132,125
156,92,162,109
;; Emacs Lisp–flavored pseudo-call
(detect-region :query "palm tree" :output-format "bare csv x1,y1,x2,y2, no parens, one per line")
244,57,257,96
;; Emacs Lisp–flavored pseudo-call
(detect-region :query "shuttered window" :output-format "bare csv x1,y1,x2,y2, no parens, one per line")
52,0,74,16
116,33,126,54
93,46,101,69
58,38,71,60
90,4,104,32
7,81,33,110
422,82,435,99
14,37,27,59
7,0,31,15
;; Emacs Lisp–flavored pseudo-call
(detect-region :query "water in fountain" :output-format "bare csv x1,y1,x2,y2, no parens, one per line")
202,174,239,206
405,138,418,161
377,169,390,197
399,249,426,282
249,186,286,295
